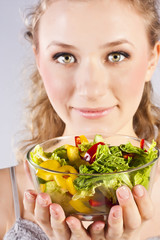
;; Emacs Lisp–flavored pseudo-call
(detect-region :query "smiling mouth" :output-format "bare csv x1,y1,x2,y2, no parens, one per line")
73,106,115,119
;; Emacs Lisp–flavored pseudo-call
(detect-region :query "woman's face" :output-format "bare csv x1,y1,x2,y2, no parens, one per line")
35,0,158,136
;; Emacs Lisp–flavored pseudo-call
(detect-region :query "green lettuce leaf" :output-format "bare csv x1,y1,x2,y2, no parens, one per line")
79,144,129,174
78,142,93,152
131,165,152,189
93,134,105,143
45,180,67,194
52,146,68,160
30,145,68,166
30,145,51,164
73,139,158,203
73,173,133,203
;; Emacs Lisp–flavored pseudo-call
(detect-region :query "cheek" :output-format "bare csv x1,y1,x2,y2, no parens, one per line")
117,61,148,98
39,64,73,103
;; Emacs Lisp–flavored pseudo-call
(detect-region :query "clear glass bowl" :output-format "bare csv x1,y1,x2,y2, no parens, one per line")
26,134,159,221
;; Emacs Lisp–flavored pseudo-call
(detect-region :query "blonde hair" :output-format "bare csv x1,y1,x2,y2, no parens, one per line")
18,0,160,159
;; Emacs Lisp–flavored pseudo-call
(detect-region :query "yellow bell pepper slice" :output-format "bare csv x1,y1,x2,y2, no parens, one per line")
53,165,78,192
64,144,70,149
58,165,78,179
67,145,81,162
54,174,68,190
79,135,89,143
66,177,77,195
40,183,46,192
69,199,92,213
37,160,61,181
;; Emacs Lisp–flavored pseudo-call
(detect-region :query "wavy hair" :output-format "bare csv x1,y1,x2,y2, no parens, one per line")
17,0,160,160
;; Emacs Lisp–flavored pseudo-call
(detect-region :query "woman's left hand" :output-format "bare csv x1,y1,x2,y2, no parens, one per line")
88,184,153,240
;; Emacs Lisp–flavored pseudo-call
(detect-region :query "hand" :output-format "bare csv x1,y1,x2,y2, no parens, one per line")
23,160,95,239
23,190,92,240
88,185,153,240
23,156,153,240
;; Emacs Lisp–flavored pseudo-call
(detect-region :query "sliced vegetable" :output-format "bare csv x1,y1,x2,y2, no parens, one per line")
75,135,89,150
66,177,77,195
54,174,68,190
40,183,46,192
57,165,78,179
79,135,89,143
37,160,61,181
93,134,105,143
69,199,92,213
123,153,135,160
83,142,105,164
54,165,78,193
140,139,145,149
67,145,81,162
30,134,158,212
89,199,106,207
75,136,81,147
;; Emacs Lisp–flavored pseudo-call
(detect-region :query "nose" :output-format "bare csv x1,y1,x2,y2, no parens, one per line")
75,58,109,100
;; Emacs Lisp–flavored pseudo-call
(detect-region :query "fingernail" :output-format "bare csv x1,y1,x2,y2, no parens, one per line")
95,223,105,231
66,218,81,230
50,205,59,218
112,209,121,219
37,194,49,207
117,186,130,199
25,191,36,202
66,219,74,227
134,185,144,197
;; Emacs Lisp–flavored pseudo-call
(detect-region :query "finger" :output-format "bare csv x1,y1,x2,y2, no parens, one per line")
116,186,141,231
132,185,154,220
88,221,105,240
66,216,91,240
34,193,53,237
23,190,37,215
50,203,70,240
105,205,123,240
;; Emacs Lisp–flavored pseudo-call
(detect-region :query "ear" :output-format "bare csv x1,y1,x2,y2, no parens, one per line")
145,41,160,82
32,45,41,74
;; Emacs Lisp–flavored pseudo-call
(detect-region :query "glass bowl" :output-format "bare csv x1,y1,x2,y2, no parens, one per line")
26,134,159,221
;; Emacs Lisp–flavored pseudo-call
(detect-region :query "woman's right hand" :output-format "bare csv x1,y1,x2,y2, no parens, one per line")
23,190,95,240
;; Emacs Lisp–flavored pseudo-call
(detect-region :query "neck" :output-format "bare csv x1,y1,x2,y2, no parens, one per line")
63,119,136,138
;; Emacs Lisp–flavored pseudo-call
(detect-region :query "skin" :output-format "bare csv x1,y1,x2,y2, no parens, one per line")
35,0,159,137
1,162,160,240
1,0,160,239
31,0,160,238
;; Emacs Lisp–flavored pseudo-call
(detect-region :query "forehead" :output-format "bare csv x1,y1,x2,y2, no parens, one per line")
38,0,148,50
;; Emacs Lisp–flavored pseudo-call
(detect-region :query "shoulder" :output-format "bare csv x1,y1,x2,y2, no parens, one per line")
0,167,15,238
0,163,34,238
0,168,13,207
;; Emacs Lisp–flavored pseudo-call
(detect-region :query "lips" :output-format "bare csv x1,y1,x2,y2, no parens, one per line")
73,106,115,119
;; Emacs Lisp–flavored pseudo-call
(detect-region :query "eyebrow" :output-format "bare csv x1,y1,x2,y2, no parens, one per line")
47,41,78,50
46,39,135,50
101,39,135,49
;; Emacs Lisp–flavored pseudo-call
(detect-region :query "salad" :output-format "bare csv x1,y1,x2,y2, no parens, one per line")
30,135,158,215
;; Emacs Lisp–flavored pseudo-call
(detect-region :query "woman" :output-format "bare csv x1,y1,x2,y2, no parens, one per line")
2,0,160,239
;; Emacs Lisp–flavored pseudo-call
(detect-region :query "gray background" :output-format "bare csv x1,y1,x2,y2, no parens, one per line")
0,0,37,168
0,1,160,169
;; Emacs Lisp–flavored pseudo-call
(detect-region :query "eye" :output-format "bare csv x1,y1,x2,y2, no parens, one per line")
108,52,129,63
53,52,76,64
